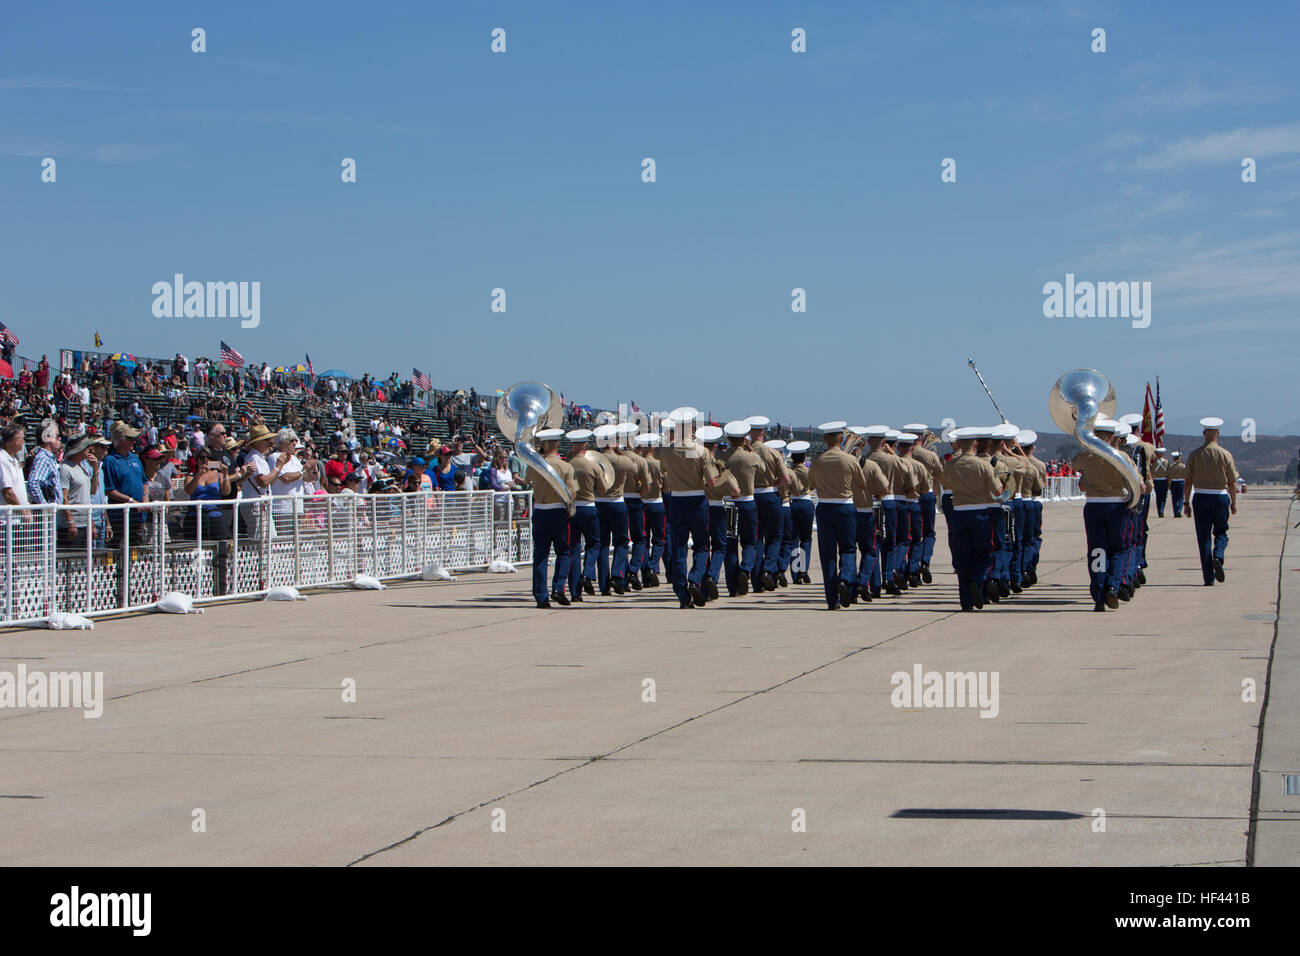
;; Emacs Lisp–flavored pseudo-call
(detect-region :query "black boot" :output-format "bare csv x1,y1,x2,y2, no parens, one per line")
550,589,570,606
737,571,750,596
921,564,932,584
582,577,595,596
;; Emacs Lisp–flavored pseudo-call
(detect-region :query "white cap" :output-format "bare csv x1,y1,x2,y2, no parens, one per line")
696,425,723,443
863,425,890,437
819,420,847,435
634,433,661,447
1171,450,1181,457
1114,422,1132,437
884,429,901,440
787,440,810,453
724,420,750,438
566,428,593,442
535,428,565,441
659,418,676,432
615,422,639,436
746,416,770,429
1124,434,1139,446
592,424,618,445
1155,446,1166,452
669,406,699,424
1200,417,1224,429
1016,429,1038,446
951,426,980,440
896,432,918,444
992,423,1019,439
1119,413,1143,427
903,423,928,433
848,426,869,436
766,439,787,451
1093,419,1118,433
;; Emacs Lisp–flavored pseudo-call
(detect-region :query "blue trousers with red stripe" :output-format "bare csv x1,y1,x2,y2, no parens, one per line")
532,508,572,603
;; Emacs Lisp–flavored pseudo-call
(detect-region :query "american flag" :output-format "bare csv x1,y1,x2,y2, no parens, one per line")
219,341,244,368
305,353,314,377
630,400,642,415
1155,377,1165,447
0,323,18,347
412,368,432,392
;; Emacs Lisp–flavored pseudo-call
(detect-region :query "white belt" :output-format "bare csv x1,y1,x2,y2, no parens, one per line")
796,494,813,500
941,490,953,497
1193,488,1230,496
819,497,853,505
576,502,597,508
856,507,872,513
781,501,791,508
1013,493,1022,499
709,500,728,507
906,498,918,503
882,494,903,501
725,495,754,502
673,490,705,497
534,502,567,511
954,503,987,511
594,496,625,503
624,493,641,499
754,486,776,494
1085,496,1126,503
642,497,662,504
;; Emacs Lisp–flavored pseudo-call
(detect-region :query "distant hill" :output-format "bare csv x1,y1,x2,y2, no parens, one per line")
1034,432,1299,484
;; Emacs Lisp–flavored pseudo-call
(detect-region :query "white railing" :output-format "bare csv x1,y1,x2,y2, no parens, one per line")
1045,476,1082,500
0,489,533,628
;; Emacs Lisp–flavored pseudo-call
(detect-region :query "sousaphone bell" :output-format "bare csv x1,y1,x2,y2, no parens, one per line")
1049,369,1143,510
497,381,574,513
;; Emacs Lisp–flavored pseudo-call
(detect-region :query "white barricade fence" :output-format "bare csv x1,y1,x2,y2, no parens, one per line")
0,489,533,628
1045,476,1083,500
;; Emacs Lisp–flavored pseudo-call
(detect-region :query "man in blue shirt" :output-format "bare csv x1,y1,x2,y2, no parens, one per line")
103,421,145,543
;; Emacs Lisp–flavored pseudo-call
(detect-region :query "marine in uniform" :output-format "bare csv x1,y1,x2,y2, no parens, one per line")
865,429,903,595
658,407,719,609
723,420,763,595
906,424,944,583
1151,447,1169,517
634,433,666,588
1120,413,1157,583
767,438,794,586
1015,430,1046,587
747,416,788,591
618,422,649,591
895,432,927,587
785,441,815,584
808,422,866,609
594,423,636,595
1073,419,1128,611
565,428,605,600
1184,417,1238,586
700,426,740,600
853,427,891,601
528,429,578,608
993,424,1026,593
978,426,1013,603
1167,451,1187,517
942,427,1005,611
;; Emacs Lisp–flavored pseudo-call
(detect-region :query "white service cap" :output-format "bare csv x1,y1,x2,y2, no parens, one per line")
993,423,1019,439
897,432,918,444
696,425,724,443
884,429,902,440
819,420,848,434
634,433,661,447
746,416,770,429
535,428,565,441
669,406,699,424
1119,413,1143,427
1016,429,1038,445
1124,434,1139,445
1093,419,1118,433
787,440,810,453
615,422,639,436
848,425,869,436
724,420,750,438
765,439,787,451
566,429,593,442
863,425,890,437
1114,422,1132,437
592,424,618,443
1200,417,1224,429
903,423,928,432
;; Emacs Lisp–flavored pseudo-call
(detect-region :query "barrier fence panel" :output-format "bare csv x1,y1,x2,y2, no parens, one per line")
0,489,533,628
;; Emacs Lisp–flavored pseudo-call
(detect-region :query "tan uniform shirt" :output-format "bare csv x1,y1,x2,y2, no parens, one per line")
854,458,891,510
867,449,901,498
984,452,1010,498
1152,457,1168,479
641,456,663,499
705,454,741,502
569,453,607,502
913,444,944,495
1072,450,1130,498
1022,454,1046,497
530,452,578,506
943,452,1002,507
1167,459,1187,480
1000,451,1025,497
1133,441,1157,486
622,452,649,497
600,448,639,498
779,463,796,502
1185,443,1237,493
788,463,811,498
751,440,786,491
658,441,719,493
722,446,762,497
809,447,868,501
904,455,930,496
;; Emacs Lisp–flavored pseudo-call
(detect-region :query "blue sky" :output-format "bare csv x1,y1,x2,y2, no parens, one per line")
3,0,1297,433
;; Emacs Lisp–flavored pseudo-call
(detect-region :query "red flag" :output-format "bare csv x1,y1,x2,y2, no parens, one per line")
1141,384,1156,445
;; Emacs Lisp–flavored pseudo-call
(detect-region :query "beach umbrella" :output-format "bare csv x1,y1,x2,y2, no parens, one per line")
319,369,351,379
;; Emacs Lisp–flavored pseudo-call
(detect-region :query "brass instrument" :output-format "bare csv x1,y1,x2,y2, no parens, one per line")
1049,369,1143,511
496,381,574,514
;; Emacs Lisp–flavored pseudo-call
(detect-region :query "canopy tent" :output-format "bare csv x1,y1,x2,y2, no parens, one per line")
317,369,352,379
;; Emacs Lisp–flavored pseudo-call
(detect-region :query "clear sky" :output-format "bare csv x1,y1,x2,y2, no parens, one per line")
3,0,1297,434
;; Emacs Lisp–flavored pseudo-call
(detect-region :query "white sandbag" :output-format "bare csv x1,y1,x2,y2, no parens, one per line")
422,562,454,582
156,592,203,614
488,559,517,574
265,585,305,601
353,575,385,590
46,611,94,630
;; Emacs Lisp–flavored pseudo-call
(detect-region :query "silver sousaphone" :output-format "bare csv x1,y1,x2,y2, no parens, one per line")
1049,369,1143,511
497,381,574,514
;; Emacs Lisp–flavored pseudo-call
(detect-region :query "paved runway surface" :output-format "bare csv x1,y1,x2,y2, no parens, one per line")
1,491,1294,866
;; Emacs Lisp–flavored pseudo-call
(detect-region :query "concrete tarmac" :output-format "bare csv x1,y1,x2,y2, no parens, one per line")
0,491,1293,866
